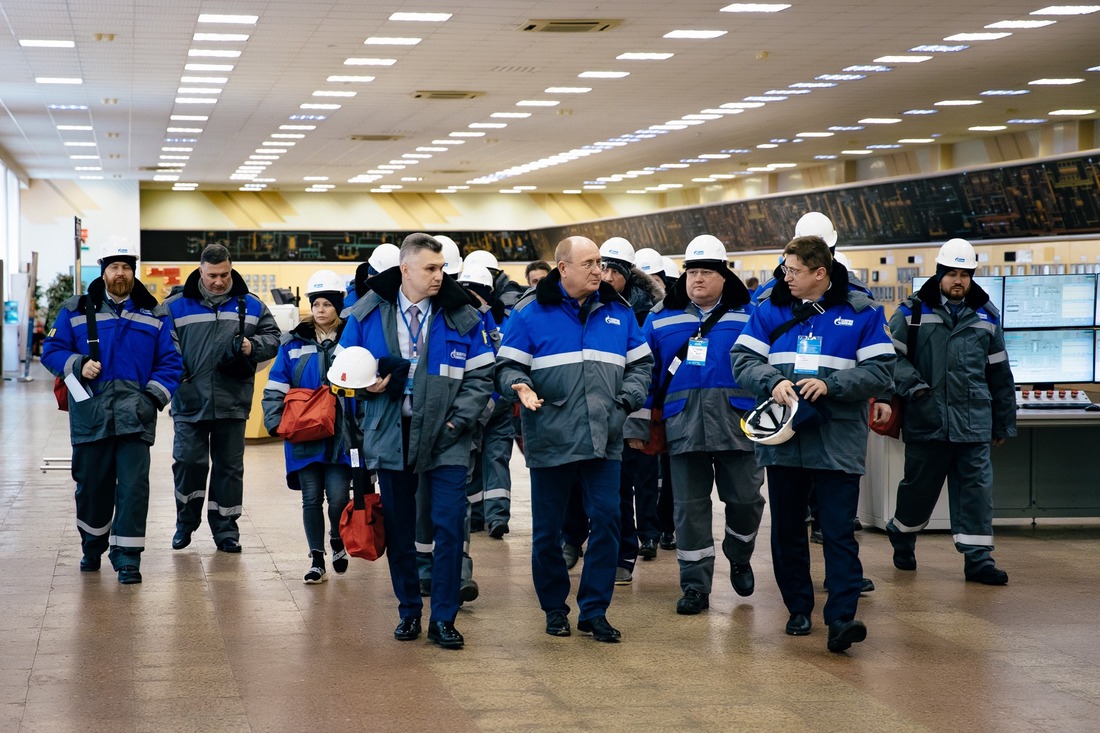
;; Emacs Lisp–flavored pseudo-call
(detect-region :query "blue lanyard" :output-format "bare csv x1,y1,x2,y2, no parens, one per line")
398,303,430,357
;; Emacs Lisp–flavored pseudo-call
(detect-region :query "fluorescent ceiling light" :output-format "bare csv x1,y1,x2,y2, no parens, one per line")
193,33,249,42
578,71,629,78
289,114,327,120
814,155,838,160
262,141,293,146
943,32,1011,41
344,58,397,66
365,37,421,45
899,138,936,143
175,97,218,104
188,49,242,58
842,149,873,155
756,143,778,149
903,109,938,115
817,74,864,81
873,55,932,63
934,99,982,106
491,112,531,118
198,14,258,24
389,12,452,21
970,125,1008,131
660,163,690,168
744,95,786,102
791,82,836,88
433,140,464,145
866,144,901,149
417,147,448,152
720,3,792,11
171,115,208,121
910,44,969,52
1007,118,1047,124
1049,108,1097,115
48,104,88,110
161,147,193,152
272,133,304,138
181,76,228,84
327,75,374,83
796,131,834,137
313,90,356,97
663,30,727,39
981,89,1029,96
846,65,891,72
304,176,329,181
36,77,82,84
57,125,92,131
829,125,864,131
281,125,316,130
692,178,718,183
545,87,590,94
1031,6,1100,15
1029,77,1084,85
300,103,341,110
178,87,221,94
699,153,731,159
517,100,560,106
617,52,674,60
858,117,901,124
159,155,189,160
185,63,233,71
20,39,75,48
986,20,1056,28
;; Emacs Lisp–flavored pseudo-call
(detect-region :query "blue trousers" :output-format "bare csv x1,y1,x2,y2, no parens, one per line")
530,459,620,621
767,466,863,625
377,464,467,623
297,462,350,554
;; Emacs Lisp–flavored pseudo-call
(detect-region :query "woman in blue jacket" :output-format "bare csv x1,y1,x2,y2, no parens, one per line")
263,270,355,583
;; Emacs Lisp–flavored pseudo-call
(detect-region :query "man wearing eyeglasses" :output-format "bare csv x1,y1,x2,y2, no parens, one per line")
732,235,895,654
497,236,653,643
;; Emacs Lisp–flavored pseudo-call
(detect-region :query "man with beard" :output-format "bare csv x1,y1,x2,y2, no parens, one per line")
43,239,182,584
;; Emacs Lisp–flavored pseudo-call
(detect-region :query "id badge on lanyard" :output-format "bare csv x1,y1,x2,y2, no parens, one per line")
686,337,708,366
794,335,822,375
405,356,418,395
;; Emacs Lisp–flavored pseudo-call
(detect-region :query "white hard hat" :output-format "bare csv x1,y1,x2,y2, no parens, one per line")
327,346,379,389
683,235,728,264
457,262,493,288
434,234,463,275
600,237,635,265
833,251,852,269
794,212,838,249
368,243,400,274
464,249,500,271
97,235,139,266
634,248,664,275
936,238,977,269
662,256,681,278
305,269,345,296
741,398,799,445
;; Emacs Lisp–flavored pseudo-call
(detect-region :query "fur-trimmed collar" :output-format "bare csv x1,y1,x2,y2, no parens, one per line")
289,317,346,343
916,274,990,311
626,267,665,303
364,265,477,313
662,269,750,310
181,267,250,299
533,267,628,308
78,276,158,312
767,261,852,310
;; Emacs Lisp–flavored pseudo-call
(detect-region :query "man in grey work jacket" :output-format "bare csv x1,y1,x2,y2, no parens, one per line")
497,236,653,643
159,244,281,553
340,233,494,650
886,238,1016,585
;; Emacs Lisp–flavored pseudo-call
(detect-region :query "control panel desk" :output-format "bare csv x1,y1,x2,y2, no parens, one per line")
858,410,1100,530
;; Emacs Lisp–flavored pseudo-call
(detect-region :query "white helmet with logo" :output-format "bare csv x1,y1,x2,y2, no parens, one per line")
794,212,838,249
936,238,977,269
368,243,400,274
741,398,799,445
327,346,379,390
464,249,500,272
683,235,728,264
457,262,493,288
662,256,681,278
833,251,852,269
97,236,139,267
433,234,463,275
599,237,635,265
305,269,345,296
634,247,664,275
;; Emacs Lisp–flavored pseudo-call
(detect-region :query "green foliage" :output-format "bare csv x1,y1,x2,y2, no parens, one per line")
44,273,74,331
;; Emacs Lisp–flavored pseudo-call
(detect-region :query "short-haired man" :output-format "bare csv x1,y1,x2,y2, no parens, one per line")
733,235,895,653
160,244,281,553
497,236,653,642
886,238,1016,584
525,260,552,288
340,233,494,649
43,241,182,584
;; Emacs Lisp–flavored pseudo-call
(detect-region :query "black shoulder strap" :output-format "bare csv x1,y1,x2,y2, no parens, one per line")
768,301,824,343
235,295,247,338
85,296,101,362
905,297,923,363
652,304,729,407
291,349,313,387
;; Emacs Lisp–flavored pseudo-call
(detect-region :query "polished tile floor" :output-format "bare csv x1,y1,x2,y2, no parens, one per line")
2,362,1100,732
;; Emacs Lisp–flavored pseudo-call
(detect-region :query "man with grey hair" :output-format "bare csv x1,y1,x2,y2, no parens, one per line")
497,236,652,643
340,233,494,650
159,244,281,553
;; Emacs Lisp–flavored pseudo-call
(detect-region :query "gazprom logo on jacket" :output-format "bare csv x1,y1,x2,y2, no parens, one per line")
605,315,621,326
450,349,466,360
834,316,854,327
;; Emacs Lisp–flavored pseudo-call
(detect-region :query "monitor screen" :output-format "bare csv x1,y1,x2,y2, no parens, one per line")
1002,274,1096,329
1004,329,1094,384
910,276,1004,314
270,287,296,305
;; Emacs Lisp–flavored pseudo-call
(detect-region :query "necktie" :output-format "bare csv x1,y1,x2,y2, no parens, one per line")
408,304,425,356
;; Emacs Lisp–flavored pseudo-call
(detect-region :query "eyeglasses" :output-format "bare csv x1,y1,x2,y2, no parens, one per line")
780,264,811,277
564,259,601,271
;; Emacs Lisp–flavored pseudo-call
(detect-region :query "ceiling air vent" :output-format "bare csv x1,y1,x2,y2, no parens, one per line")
350,134,404,141
519,19,622,33
412,90,485,100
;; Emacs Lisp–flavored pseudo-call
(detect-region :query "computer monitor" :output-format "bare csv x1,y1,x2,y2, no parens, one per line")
1004,329,1094,385
270,287,296,305
910,276,1004,314
1002,274,1096,329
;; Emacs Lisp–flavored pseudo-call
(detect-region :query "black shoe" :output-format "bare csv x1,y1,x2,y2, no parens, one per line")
562,544,581,570
639,539,658,560
545,611,571,637
470,520,485,533
577,615,621,643
676,588,709,615
117,566,142,585
487,521,509,539
217,538,242,553
79,555,101,572
824,577,876,594
827,619,867,652
785,613,812,636
809,529,823,544
171,528,192,550
852,517,863,532
893,548,917,571
966,565,1009,585
460,580,479,604
419,579,432,597
331,549,349,574
730,563,755,597
394,616,422,641
659,532,677,550
427,620,464,649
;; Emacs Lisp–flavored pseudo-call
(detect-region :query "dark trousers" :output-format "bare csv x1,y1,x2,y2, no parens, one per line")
172,418,246,543
297,462,351,554
630,448,661,543
767,466,863,625
530,459,620,621
657,454,675,535
377,464,467,623
72,436,150,570
562,448,641,570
